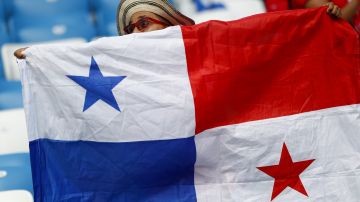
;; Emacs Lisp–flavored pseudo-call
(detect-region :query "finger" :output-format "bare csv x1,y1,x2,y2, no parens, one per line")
327,2,334,13
14,50,22,59
336,9,342,17
332,6,339,15
14,48,27,59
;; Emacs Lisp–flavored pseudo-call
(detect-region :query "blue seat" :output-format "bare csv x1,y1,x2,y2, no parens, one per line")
92,0,119,36
0,21,8,44
0,153,33,194
193,0,225,12
9,13,96,42
0,80,23,110
0,55,5,80
8,0,89,18
7,0,96,42
0,1,5,21
0,20,9,79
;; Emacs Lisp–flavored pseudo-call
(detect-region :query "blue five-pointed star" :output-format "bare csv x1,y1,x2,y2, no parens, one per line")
67,57,126,112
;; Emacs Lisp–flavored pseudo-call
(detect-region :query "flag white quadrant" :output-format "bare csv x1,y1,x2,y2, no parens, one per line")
194,104,360,202
21,26,196,142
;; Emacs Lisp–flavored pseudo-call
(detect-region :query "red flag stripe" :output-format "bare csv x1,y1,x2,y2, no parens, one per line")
181,8,360,134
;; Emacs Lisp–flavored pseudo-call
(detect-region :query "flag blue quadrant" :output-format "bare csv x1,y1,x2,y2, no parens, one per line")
29,137,197,202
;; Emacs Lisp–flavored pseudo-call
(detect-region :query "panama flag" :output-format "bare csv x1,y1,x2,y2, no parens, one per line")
20,8,360,202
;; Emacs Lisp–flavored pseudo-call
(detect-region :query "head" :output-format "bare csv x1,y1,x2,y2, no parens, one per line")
117,0,195,35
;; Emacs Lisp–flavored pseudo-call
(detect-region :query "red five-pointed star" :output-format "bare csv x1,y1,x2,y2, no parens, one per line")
257,143,315,201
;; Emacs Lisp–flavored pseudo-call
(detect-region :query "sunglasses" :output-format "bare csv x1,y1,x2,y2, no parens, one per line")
124,17,169,34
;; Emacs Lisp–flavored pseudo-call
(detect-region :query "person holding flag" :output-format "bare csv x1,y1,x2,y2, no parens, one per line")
16,0,360,201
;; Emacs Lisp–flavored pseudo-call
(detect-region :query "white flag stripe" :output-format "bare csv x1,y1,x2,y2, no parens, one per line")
20,26,196,142
194,104,360,202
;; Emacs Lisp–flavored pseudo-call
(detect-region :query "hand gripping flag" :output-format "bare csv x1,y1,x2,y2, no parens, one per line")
20,8,360,202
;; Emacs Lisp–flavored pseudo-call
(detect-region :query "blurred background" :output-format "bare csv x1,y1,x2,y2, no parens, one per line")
0,0,267,201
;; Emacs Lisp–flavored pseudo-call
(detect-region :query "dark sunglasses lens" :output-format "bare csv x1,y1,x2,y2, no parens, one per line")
125,24,135,34
137,19,150,30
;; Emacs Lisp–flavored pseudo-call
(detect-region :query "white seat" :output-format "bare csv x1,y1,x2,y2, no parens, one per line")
178,0,266,23
0,109,28,154
0,190,33,202
1,38,87,80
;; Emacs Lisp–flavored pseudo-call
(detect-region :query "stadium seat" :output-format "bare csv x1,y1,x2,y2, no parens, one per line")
0,109,33,200
0,153,33,195
193,0,225,12
8,13,96,42
0,190,33,202
0,108,29,155
0,22,9,48
0,80,23,110
0,20,9,79
92,0,119,36
190,0,265,23
0,1,5,21
0,58,6,80
7,0,89,18
1,38,87,80
7,0,96,42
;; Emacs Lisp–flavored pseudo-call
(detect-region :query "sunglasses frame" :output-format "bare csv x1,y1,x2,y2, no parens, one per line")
124,16,169,34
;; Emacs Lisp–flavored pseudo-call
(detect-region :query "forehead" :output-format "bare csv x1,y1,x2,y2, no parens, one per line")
130,11,159,21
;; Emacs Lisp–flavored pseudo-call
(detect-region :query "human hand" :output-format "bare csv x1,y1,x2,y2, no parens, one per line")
14,47,28,59
324,2,342,18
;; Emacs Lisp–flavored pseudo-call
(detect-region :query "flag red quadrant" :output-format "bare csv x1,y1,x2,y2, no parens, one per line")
182,8,360,134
